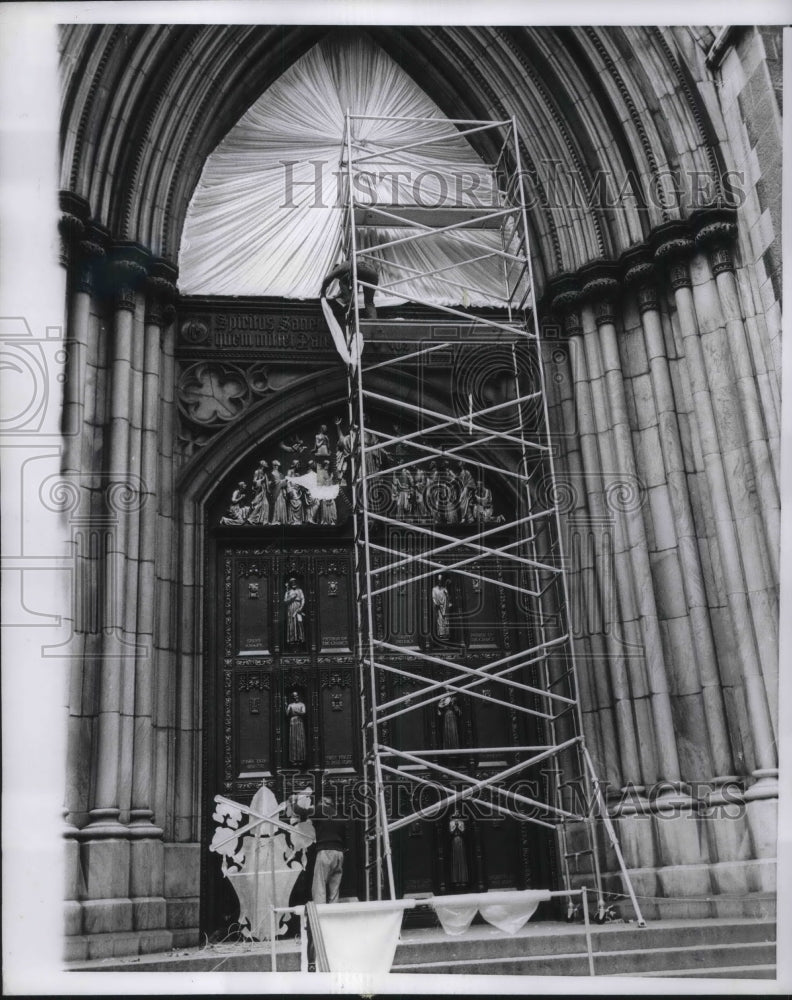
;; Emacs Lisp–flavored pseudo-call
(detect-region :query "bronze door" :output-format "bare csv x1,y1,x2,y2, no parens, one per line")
202,542,363,936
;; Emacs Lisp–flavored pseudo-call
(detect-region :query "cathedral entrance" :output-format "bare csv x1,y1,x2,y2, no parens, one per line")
200,408,557,936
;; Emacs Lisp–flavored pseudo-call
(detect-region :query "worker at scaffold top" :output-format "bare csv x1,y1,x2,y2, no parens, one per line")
321,258,379,320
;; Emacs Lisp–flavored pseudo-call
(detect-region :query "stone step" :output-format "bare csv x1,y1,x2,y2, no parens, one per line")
68,916,776,978
393,916,775,964
394,940,776,977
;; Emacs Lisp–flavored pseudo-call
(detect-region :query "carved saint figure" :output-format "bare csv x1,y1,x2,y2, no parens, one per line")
432,575,451,640
456,462,476,523
286,690,307,764
472,479,496,522
269,460,288,524
437,458,458,525
284,577,306,645
317,460,338,525
314,424,331,459
284,461,305,525
393,467,413,518
334,416,355,480
438,693,461,749
449,816,469,885
248,460,270,524
412,467,428,518
303,461,320,524
220,481,250,525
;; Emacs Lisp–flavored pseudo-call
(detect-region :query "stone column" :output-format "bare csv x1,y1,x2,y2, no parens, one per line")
653,231,777,777
153,311,178,839
694,214,780,574
85,246,149,837
693,217,779,721
622,253,733,780
551,286,648,793
580,268,682,787
129,262,177,836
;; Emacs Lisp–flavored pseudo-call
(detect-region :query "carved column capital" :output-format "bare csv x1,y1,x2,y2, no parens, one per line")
58,213,85,270
108,243,150,312
654,236,695,291
145,259,179,327
75,238,107,295
581,275,620,329
695,220,738,276
58,190,91,271
548,275,582,338
623,251,660,315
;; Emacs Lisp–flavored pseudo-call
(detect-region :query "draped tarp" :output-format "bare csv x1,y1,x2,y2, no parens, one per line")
179,32,521,306
311,899,417,973
431,889,552,936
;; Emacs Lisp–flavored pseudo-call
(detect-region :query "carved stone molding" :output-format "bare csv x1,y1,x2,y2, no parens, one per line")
177,361,275,428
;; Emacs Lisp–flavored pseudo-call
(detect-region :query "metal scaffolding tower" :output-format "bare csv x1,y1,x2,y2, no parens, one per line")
336,111,644,925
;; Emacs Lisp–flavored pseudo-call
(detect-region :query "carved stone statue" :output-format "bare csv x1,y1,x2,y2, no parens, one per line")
456,462,476,523
438,693,461,749
437,458,458,525
472,479,497,522
286,690,307,764
303,461,320,523
248,460,270,524
449,816,469,885
314,424,331,459
334,416,354,480
284,461,305,525
317,459,338,525
284,577,306,645
412,467,428,518
220,480,251,525
269,460,288,524
432,575,451,640
393,467,413,517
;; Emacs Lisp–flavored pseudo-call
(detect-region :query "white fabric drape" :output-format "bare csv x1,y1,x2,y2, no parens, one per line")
430,889,551,937
313,899,415,973
432,900,479,936
179,32,519,306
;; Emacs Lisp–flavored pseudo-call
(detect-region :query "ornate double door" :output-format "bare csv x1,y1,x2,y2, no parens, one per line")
203,535,556,934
